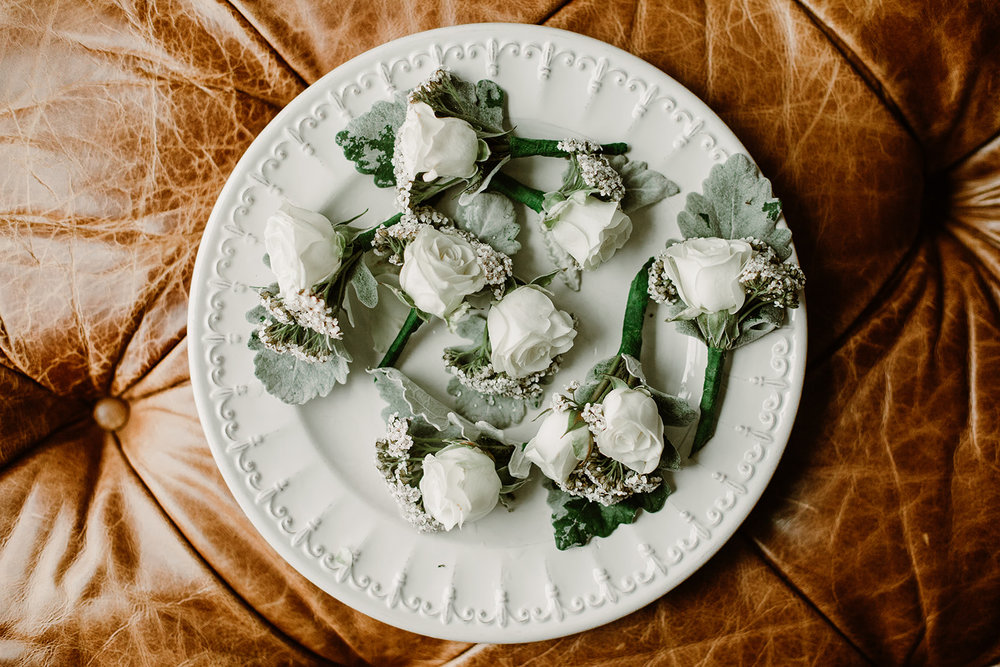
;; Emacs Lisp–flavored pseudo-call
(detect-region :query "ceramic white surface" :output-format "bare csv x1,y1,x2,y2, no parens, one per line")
188,23,807,643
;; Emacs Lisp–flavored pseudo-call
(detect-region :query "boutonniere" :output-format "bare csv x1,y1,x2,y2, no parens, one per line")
370,368,528,532
647,154,805,452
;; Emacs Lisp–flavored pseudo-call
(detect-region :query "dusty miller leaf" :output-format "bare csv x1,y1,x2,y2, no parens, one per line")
334,96,406,188
368,367,458,432
574,356,619,404
454,192,521,255
608,156,680,213
349,259,379,309
446,378,529,429
677,153,791,259
734,302,785,349
246,307,351,405
546,479,672,550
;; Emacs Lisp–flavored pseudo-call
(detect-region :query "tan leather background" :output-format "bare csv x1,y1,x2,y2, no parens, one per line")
2,1,999,664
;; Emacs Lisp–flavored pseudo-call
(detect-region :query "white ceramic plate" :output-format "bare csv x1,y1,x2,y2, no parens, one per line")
188,23,806,643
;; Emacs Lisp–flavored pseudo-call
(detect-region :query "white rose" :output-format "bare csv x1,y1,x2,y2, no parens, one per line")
660,238,752,315
524,409,589,483
596,387,664,474
264,202,346,297
548,195,633,270
399,227,486,318
487,287,576,378
419,444,502,530
397,101,480,182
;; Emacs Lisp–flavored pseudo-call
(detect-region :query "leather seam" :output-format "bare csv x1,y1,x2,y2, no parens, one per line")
217,0,310,89
789,0,922,151
741,533,876,665
109,430,347,667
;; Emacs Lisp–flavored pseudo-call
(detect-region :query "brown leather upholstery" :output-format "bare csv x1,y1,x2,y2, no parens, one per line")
2,1,998,664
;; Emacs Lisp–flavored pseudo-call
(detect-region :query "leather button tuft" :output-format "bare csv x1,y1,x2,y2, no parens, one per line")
93,397,129,431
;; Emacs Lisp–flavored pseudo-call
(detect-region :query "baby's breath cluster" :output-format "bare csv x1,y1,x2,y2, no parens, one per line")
647,255,679,305
255,288,343,363
374,416,444,533
577,153,625,201
739,238,806,308
444,351,557,400
560,457,661,506
555,138,604,154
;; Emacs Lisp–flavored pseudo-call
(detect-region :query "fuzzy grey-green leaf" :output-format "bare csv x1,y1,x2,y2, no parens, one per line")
247,329,351,405
608,156,680,213
335,97,406,188
677,153,791,259
454,192,521,255
446,377,528,429
349,259,379,309
369,367,456,431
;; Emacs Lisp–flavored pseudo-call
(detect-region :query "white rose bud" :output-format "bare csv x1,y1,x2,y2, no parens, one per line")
487,286,576,378
595,387,664,474
264,202,346,297
397,101,480,182
523,409,589,483
399,227,486,319
548,196,633,270
419,444,502,530
660,238,753,314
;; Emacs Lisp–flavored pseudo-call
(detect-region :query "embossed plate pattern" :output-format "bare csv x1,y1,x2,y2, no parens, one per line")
188,23,806,643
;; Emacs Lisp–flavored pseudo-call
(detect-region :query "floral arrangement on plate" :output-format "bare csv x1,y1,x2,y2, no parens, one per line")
242,69,804,548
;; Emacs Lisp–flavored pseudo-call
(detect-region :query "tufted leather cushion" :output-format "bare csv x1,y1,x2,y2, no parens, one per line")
2,1,998,664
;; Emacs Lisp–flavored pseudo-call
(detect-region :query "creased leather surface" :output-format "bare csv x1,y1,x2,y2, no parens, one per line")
1,0,999,664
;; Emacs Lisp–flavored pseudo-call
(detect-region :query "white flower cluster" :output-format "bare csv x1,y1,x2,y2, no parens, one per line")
647,255,680,305
255,288,343,364
374,425,444,533
371,207,450,265
555,138,604,154
559,457,661,506
738,238,806,309
580,402,606,434
443,351,557,400
647,237,805,313
577,152,625,201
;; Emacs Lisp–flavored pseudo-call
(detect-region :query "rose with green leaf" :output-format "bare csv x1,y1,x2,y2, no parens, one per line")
527,260,696,549
490,147,680,287
336,69,629,213
371,367,528,532
648,154,806,452
443,283,576,428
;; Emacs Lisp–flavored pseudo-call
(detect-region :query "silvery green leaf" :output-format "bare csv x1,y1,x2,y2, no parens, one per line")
246,309,351,405
620,354,646,384
335,96,406,188
452,78,506,132
454,191,521,255
540,228,582,290
677,153,791,259
446,377,529,429
545,478,671,550
734,302,785,349
369,367,455,432
454,312,486,342
608,156,680,212
349,259,379,309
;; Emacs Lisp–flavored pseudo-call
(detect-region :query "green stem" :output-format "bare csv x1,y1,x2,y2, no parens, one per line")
692,347,727,454
353,212,403,251
488,172,545,213
508,137,629,159
617,257,655,358
377,308,423,369
586,258,655,403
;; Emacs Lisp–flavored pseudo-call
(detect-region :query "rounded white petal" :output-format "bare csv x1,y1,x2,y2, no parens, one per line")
399,227,485,319
595,387,664,474
396,102,479,182
523,410,589,483
487,286,576,378
264,203,345,297
661,238,752,314
419,445,501,530
548,197,632,270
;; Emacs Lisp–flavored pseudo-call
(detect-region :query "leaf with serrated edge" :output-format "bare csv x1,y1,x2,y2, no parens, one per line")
608,156,680,213
446,377,528,429
334,97,406,188
677,153,791,259
454,192,521,255
246,324,352,406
